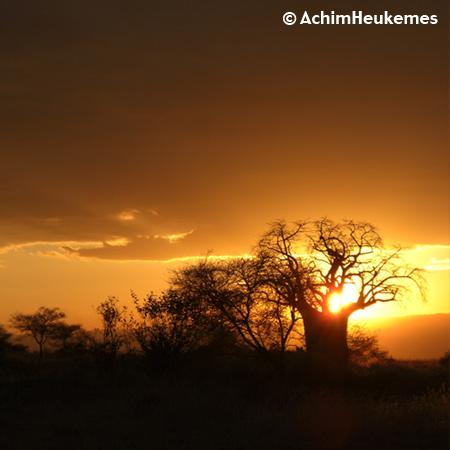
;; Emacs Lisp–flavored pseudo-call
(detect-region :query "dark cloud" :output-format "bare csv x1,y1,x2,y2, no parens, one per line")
0,207,244,260
1,0,448,260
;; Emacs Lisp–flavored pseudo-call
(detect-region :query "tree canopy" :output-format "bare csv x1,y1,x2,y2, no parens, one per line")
257,219,426,317
10,306,67,358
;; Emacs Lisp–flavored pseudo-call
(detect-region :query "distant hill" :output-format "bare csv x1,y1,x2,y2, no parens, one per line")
351,313,449,360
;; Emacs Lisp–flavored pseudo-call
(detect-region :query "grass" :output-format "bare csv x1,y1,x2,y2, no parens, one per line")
0,355,448,450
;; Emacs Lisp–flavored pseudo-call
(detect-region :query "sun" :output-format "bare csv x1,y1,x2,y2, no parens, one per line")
329,283,358,313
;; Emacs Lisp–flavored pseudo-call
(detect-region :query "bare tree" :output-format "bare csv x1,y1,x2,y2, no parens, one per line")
257,219,426,373
10,307,66,358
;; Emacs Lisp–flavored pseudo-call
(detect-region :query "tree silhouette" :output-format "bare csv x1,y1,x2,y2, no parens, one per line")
129,289,227,370
90,297,127,372
0,324,27,361
257,219,426,373
9,307,66,358
172,255,303,370
172,219,425,374
50,322,87,355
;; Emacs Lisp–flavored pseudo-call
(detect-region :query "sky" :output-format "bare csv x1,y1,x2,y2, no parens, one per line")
0,0,448,328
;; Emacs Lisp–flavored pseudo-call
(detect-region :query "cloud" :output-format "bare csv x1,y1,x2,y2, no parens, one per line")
1,213,448,265
59,232,207,261
155,229,194,243
118,209,140,221
0,209,214,261
0,240,105,254
423,258,450,271
0,1,447,271
402,245,450,272
0,201,245,261
406,245,450,253
36,250,72,259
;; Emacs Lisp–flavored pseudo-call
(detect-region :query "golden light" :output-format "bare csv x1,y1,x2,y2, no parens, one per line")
330,293,342,313
329,283,358,313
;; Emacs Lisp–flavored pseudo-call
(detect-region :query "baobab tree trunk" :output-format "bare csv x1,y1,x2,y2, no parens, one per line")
302,310,349,378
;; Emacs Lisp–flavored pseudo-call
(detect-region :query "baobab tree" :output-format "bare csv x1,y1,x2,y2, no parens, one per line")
256,219,426,372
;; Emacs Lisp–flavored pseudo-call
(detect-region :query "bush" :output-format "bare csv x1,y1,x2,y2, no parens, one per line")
129,289,232,371
348,325,390,367
0,324,27,364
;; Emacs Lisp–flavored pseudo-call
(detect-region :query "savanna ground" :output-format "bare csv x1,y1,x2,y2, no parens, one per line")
0,352,448,450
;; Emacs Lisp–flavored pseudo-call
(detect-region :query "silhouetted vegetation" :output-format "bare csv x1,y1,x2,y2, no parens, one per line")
9,307,82,359
0,300,448,449
0,219,445,449
88,296,127,373
347,324,390,367
171,219,426,377
171,256,303,372
0,343,447,450
128,289,231,372
0,325,27,364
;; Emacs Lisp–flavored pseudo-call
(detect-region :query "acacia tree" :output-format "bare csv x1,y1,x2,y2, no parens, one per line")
10,306,66,358
257,219,426,372
50,323,87,355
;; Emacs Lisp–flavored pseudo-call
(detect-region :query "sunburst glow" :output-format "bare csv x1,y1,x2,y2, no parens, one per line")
329,283,359,313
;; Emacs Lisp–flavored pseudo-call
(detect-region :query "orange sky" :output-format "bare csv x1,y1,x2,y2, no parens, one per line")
0,0,448,329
